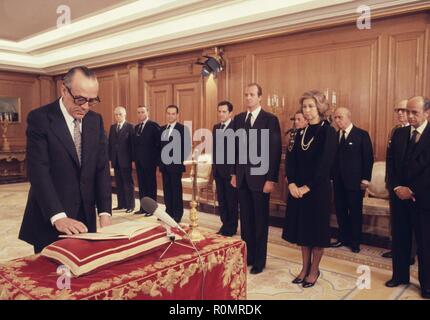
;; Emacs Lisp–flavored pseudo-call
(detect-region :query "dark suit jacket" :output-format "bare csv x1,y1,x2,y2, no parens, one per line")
386,122,430,211
332,125,374,190
212,119,235,179
132,120,161,168
233,108,282,192
108,122,134,168
19,99,112,248
159,123,191,173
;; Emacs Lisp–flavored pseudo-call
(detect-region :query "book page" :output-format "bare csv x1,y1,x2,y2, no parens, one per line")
59,220,161,240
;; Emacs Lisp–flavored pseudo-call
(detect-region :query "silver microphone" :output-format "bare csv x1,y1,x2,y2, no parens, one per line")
140,197,185,234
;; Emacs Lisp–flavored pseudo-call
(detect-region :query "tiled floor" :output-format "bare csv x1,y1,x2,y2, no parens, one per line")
0,182,424,299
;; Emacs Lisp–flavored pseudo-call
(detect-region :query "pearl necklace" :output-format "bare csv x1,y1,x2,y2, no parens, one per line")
301,122,324,151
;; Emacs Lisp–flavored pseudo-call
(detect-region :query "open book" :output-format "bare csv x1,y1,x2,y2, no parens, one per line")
59,220,161,240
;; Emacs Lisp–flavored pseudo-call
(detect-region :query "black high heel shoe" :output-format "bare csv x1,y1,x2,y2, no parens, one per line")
292,276,305,284
302,271,320,288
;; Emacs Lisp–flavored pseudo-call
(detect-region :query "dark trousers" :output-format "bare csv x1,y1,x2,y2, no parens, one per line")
238,178,270,270
215,174,238,235
391,196,430,290
334,178,364,247
136,164,157,211
162,171,184,222
114,165,135,210
388,195,417,258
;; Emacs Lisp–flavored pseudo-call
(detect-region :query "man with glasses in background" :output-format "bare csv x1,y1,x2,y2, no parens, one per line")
19,66,112,253
382,100,416,264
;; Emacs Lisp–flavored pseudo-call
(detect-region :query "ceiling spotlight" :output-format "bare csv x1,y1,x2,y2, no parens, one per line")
196,50,224,77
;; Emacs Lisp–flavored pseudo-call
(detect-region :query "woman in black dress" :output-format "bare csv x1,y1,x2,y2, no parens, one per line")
283,90,337,288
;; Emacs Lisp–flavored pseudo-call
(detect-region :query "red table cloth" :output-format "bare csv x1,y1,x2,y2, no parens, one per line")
0,232,247,300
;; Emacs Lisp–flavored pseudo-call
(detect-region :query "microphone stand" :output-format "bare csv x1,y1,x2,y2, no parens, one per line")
158,225,193,260
156,222,207,300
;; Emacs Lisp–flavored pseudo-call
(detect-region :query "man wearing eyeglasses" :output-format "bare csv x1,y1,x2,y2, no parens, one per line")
19,66,112,253
382,99,417,262
385,96,430,299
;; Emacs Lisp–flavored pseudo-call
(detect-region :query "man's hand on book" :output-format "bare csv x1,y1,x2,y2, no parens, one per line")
54,217,88,235
99,215,112,228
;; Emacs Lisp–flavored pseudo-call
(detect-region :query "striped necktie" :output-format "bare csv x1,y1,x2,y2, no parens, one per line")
73,119,82,165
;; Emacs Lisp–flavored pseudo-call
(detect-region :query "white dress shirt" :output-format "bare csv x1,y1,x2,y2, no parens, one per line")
339,123,370,186
221,118,232,130
167,122,176,137
116,120,126,131
245,106,261,127
410,119,428,141
60,97,81,138
339,123,353,142
393,120,428,192
51,98,110,226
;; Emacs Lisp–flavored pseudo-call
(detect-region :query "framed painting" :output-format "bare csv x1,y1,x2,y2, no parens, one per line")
0,97,21,123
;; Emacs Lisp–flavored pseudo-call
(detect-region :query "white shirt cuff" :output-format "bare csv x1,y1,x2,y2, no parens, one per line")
50,212,67,226
98,212,111,217
394,186,402,191
361,180,370,185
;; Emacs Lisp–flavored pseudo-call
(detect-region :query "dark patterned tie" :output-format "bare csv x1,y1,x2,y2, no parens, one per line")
73,119,82,165
138,122,144,135
220,123,225,130
340,130,346,146
245,113,252,129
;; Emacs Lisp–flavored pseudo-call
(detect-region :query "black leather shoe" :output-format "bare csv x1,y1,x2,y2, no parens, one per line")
382,251,392,258
351,246,360,253
302,271,320,288
292,276,305,284
250,267,263,274
113,206,124,210
421,289,430,299
125,208,134,213
330,241,345,248
385,279,409,287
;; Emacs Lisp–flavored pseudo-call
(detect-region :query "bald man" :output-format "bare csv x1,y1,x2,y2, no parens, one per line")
108,106,135,213
330,107,374,253
385,96,430,299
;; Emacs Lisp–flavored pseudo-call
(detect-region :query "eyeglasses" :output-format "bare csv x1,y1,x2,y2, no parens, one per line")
65,85,100,106
394,108,407,113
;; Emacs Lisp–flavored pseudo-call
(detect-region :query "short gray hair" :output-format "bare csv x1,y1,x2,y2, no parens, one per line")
114,106,126,115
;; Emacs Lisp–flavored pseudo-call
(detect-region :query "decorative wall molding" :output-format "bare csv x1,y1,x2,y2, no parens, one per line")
0,0,427,75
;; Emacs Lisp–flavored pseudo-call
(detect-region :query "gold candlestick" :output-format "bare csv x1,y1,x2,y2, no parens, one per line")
1,119,11,152
185,150,204,242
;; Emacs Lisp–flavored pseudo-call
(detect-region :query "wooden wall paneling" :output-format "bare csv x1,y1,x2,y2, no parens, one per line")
38,76,55,106
426,23,430,97
173,81,200,129
95,75,116,128
224,55,247,115
203,74,218,133
117,72,130,110
127,62,140,124
149,83,173,125
386,31,426,141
